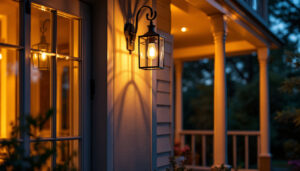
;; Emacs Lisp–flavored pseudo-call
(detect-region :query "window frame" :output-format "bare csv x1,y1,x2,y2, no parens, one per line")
0,1,84,170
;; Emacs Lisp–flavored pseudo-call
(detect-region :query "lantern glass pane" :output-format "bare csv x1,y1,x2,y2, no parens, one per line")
139,35,159,69
159,36,164,68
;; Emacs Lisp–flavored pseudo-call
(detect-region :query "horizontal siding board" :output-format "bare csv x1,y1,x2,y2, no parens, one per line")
164,52,172,67
157,152,171,168
157,106,170,123
164,41,172,54
157,68,170,81
157,92,170,106
157,81,170,93
157,123,171,135
157,136,171,153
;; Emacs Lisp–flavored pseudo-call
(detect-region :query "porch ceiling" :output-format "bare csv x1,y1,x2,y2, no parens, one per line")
171,0,281,61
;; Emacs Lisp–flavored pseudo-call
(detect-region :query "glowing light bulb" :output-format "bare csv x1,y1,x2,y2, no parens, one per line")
147,43,157,59
181,27,188,32
0,53,2,60
41,52,47,61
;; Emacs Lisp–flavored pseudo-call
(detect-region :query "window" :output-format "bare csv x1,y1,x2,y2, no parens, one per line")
0,1,81,169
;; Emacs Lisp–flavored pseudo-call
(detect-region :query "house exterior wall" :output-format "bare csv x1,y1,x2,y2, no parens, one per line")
155,31,174,170
155,1,174,170
30,0,174,170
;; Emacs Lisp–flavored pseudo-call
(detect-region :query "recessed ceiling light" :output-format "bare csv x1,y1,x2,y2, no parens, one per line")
181,27,188,32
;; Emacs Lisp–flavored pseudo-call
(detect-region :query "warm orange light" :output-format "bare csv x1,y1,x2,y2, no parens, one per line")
41,52,47,61
147,43,157,59
33,53,38,60
66,56,70,60
41,6,46,11
181,27,188,32
0,53,2,60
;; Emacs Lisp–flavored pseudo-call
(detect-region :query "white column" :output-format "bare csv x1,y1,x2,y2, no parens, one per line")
258,48,271,171
209,14,228,166
175,61,183,143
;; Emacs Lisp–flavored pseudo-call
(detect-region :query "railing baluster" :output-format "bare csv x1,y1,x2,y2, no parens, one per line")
233,135,237,169
245,135,249,169
179,130,260,170
257,135,261,168
202,135,206,166
181,134,185,149
191,135,196,165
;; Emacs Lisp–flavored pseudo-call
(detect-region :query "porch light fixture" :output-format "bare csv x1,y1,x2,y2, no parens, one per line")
124,6,165,70
32,19,50,70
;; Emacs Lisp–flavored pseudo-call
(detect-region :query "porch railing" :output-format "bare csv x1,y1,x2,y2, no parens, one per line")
180,130,260,171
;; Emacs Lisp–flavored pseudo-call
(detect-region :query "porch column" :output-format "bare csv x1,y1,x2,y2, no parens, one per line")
258,48,271,171
175,61,183,143
209,14,228,167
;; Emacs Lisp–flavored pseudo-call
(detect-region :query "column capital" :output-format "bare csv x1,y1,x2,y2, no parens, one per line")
257,47,269,62
209,14,227,40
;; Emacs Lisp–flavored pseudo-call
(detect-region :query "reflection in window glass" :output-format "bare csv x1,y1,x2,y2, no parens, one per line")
57,60,79,137
56,140,79,169
0,49,19,139
31,5,52,52
57,15,80,57
30,62,52,137
0,0,19,45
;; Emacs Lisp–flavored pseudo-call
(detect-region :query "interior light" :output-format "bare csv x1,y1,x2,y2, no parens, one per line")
181,27,188,32
0,53,2,60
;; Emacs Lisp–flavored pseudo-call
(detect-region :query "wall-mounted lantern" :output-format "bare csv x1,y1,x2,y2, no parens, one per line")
124,6,164,70
32,19,50,70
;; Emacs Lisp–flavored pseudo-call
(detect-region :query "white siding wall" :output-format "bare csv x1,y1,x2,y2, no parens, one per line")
156,32,174,170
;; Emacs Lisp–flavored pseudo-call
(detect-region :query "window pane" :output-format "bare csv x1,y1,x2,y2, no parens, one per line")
0,0,19,45
30,141,52,170
56,140,79,170
31,5,52,52
0,48,19,139
57,60,79,137
30,61,52,138
57,15,80,57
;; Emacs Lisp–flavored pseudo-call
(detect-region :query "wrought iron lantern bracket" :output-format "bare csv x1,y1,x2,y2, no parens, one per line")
124,6,157,54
